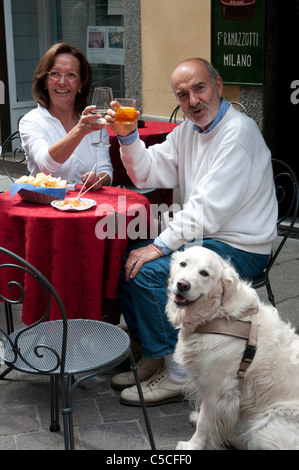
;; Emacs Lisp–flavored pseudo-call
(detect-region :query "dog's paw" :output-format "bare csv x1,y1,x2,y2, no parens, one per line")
176,440,201,450
189,410,199,427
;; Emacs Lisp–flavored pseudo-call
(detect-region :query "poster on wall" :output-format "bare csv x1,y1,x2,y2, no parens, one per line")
87,26,106,64
106,26,124,64
211,0,265,85
87,26,124,65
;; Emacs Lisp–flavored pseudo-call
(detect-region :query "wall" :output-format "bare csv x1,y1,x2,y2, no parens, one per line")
139,0,239,121
123,0,142,111
140,0,210,119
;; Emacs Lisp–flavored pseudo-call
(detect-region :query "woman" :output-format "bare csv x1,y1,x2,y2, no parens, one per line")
19,42,112,189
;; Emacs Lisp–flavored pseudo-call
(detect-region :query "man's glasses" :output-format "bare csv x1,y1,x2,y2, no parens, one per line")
47,71,80,81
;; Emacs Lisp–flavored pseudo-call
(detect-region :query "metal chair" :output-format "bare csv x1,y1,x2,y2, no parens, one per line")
252,159,299,306
169,104,185,123
170,102,248,121
0,247,156,450
0,130,26,181
230,101,249,115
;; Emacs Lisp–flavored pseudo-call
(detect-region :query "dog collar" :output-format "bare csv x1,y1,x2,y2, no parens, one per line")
193,307,259,378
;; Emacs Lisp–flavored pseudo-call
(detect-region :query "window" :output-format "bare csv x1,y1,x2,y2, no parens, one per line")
54,0,125,99
11,0,40,102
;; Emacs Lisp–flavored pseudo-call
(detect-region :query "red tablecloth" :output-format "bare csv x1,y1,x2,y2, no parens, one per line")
108,121,178,191
0,187,152,325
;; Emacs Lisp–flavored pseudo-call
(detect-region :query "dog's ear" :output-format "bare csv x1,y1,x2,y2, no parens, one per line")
168,251,180,288
169,251,181,276
220,262,240,311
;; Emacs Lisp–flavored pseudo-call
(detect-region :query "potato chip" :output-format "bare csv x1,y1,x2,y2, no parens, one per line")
15,172,67,188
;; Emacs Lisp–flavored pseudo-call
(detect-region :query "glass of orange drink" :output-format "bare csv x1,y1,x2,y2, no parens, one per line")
115,98,137,124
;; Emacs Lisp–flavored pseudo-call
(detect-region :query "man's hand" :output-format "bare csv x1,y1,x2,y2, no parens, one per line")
125,243,164,280
105,100,140,136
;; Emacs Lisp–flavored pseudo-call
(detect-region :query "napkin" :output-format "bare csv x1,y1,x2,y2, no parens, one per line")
10,183,66,198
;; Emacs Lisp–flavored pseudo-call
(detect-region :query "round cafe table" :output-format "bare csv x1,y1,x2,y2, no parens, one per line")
0,186,152,325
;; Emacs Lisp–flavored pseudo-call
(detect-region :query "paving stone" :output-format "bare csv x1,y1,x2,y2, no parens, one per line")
0,406,38,435
0,174,298,450
78,421,149,450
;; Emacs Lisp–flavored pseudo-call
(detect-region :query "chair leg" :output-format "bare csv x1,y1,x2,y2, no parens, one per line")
50,375,60,432
66,375,75,449
4,303,14,334
129,350,156,450
266,281,276,306
59,374,75,450
0,366,13,380
0,304,14,380
49,375,76,450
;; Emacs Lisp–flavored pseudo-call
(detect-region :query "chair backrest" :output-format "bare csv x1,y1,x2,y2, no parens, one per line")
269,158,299,269
1,130,27,181
0,246,68,374
170,102,249,122
169,104,185,123
230,101,249,116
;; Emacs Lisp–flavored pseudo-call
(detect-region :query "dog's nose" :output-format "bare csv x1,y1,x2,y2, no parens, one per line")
176,280,190,292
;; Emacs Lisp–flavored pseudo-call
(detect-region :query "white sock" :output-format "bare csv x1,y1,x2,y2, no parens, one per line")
164,354,190,381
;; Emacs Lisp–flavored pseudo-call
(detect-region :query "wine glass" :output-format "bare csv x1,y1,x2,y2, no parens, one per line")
90,87,113,147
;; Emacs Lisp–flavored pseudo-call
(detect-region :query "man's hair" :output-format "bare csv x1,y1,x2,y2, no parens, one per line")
179,58,220,84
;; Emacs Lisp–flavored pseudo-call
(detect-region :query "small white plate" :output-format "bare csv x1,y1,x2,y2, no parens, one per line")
51,197,96,211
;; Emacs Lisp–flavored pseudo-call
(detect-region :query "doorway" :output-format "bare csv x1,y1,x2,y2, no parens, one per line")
275,0,299,180
3,0,51,134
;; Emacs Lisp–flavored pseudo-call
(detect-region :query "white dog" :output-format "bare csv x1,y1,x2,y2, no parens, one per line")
166,246,299,450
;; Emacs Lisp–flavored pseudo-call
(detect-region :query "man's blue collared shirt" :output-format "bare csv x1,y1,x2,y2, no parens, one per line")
192,97,230,134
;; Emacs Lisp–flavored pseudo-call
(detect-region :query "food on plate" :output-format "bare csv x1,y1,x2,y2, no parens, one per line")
15,172,67,188
54,198,91,208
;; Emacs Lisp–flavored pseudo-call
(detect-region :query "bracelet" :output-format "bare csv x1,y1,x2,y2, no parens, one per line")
151,242,165,256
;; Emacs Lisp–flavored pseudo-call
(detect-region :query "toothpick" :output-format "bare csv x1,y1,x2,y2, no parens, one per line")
77,164,96,199
79,173,108,198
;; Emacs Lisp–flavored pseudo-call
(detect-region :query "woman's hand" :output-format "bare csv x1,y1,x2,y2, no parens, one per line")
79,105,107,134
105,100,140,136
81,171,110,189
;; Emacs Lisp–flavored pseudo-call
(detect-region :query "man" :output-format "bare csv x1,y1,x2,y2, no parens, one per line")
105,58,277,406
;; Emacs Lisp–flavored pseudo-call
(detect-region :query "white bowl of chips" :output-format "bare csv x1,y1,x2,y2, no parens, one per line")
11,172,67,204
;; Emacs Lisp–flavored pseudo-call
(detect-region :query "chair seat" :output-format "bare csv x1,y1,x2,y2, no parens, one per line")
2,319,130,375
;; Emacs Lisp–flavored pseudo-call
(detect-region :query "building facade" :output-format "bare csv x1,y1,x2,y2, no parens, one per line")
0,0,298,178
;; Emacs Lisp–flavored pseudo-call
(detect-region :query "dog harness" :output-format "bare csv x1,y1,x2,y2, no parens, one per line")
193,307,259,378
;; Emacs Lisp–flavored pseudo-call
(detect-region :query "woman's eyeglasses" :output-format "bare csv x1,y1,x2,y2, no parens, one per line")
47,71,80,81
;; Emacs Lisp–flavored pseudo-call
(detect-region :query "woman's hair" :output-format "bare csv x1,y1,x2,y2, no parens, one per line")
32,42,92,113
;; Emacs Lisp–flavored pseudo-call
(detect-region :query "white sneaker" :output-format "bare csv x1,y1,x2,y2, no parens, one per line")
116,314,128,330
120,367,186,406
111,356,164,390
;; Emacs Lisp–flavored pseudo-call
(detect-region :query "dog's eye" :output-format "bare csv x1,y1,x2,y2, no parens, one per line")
179,261,187,267
200,270,209,277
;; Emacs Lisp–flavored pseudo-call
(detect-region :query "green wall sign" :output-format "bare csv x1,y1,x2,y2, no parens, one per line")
211,0,265,85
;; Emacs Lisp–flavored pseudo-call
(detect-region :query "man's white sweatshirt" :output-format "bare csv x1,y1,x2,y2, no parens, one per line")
120,105,277,255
